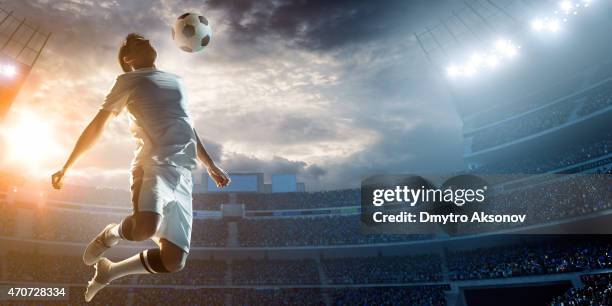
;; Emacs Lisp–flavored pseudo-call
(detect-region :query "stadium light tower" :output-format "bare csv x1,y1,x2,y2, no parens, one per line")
0,6,50,120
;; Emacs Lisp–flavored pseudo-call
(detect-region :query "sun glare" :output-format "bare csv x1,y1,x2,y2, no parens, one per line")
0,110,61,170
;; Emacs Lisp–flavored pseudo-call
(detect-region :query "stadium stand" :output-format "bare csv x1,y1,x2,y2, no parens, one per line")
235,189,359,210
232,259,320,285
447,240,612,281
330,286,448,306
550,273,612,306
231,288,324,306
3,172,609,248
468,79,612,152
236,216,429,247
322,254,443,284
475,132,612,173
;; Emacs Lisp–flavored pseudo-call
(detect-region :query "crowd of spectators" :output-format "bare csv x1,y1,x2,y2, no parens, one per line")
447,239,612,281
1,170,611,249
44,184,131,207
4,239,611,287
461,174,612,234
0,200,15,236
5,252,137,285
137,259,226,285
193,193,229,210
470,99,576,152
39,184,360,212
232,259,320,285
190,219,228,247
476,133,612,174
1,173,610,247
232,288,324,306
3,240,612,304
463,64,609,131
577,81,612,116
32,209,125,243
469,79,612,152
133,288,226,306
237,216,429,247
235,189,360,210
550,273,612,306
8,287,134,306
331,286,448,306
322,254,443,284
22,209,226,247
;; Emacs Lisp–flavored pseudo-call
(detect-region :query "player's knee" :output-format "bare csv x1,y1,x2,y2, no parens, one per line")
132,212,161,240
160,240,188,272
164,255,187,272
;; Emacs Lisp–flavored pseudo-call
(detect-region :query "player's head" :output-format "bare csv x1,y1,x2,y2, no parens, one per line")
118,33,157,72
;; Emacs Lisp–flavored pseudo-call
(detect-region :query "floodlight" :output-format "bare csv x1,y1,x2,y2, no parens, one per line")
469,53,483,65
463,64,476,77
486,55,500,68
495,39,508,50
560,0,573,12
531,18,545,31
495,40,518,58
446,65,460,78
547,19,561,32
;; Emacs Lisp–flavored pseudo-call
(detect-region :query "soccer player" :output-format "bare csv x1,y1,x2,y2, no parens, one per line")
51,33,230,302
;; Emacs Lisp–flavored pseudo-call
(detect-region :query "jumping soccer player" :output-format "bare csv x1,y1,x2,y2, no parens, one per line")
51,33,230,302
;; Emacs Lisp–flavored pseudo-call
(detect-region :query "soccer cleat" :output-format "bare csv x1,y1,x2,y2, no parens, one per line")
83,223,117,266
84,258,112,302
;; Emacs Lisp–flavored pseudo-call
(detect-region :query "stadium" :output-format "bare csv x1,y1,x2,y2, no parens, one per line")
1,0,612,305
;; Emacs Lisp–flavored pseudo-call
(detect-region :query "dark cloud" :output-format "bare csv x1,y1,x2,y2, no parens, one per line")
207,0,452,51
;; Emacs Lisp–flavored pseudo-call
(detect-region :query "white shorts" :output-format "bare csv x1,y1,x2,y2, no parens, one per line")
131,164,193,253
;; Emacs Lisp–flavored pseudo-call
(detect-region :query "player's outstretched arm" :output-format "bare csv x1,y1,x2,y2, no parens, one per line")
193,128,230,188
51,110,113,189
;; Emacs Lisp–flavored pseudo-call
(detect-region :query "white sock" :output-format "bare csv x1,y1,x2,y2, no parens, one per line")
106,252,151,283
104,224,121,246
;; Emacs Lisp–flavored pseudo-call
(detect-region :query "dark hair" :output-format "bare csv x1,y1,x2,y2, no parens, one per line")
118,33,144,72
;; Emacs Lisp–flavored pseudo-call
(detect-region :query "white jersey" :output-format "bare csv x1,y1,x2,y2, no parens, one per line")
101,67,198,170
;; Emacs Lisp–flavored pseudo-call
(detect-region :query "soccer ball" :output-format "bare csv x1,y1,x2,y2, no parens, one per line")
172,12,212,53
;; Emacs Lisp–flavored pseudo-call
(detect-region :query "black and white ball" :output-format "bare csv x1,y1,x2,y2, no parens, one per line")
172,13,212,53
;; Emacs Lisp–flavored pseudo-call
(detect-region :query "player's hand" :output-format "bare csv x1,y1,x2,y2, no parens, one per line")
208,165,230,188
51,169,66,190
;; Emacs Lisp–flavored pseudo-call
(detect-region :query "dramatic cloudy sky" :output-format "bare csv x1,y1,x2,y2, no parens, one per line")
0,0,466,191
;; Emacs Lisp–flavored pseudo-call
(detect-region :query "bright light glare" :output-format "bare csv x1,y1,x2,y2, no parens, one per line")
547,19,561,32
0,111,61,168
463,65,476,77
495,39,509,50
531,18,545,31
0,64,16,77
560,0,573,11
446,65,460,78
495,39,518,58
469,53,483,65
447,0,593,81
486,55,500,68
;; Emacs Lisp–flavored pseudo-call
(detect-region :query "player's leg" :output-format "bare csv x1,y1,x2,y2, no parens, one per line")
84,241,183,302
83,211,161,265
85,165,185,302
159,238,188,272
83,166,163,265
